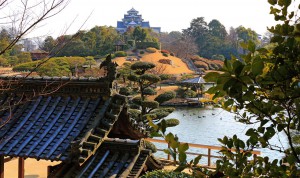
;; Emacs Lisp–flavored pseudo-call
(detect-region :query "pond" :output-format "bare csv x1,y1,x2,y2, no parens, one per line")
154,107,288,163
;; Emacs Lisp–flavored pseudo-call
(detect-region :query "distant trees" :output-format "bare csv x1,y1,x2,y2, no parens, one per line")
203,0,300,177
41,26,120,57
13,57,88,76
160,17,261,60
183,17,260,59
159,31,198,59
133,26,148,42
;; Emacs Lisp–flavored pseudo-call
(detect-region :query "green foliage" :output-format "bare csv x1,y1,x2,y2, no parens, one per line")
212,54,225,61
164,118,180,127
141,100,159,110
143,87,157,95
0,56,8,66
13,56,86,76
154,91,176,104
114,51,127,57
17,52,32,64
13,61,37,71
162,53,168,57
159,74,171,81
184,89,197,98
145,47,157,53
139,50,145,54
203,1,300,176
144,140,157,153
131,61,156,75
140,74,161,84
140,170,193,178
136,42,160,49
38,61,69,76
47,26,120,57
119,87,132,96
133,26,148,42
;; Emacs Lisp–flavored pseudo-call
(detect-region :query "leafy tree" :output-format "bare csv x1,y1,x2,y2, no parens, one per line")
133,26,148,42
208,19,227,40
41,36,56,53
127,61,177,125
0,56,8,67
117,62,132,84
16,52,32,64
84,56,96,68
203,0,300,176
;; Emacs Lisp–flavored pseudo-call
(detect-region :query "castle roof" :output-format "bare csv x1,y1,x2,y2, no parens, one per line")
127,7,138,14
128,21,137,26
116,8,161,33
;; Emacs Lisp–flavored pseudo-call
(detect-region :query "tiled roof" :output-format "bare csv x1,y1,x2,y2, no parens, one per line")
0,94,127,162
0,76,127,164
50,138,153,178
0,75,162,176
0,96,102,161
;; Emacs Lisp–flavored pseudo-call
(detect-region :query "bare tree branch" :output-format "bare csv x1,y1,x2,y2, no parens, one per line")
0,0,70,55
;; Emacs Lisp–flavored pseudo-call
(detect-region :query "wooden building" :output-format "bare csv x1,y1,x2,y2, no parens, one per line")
0,58,162,177
30,49,49,61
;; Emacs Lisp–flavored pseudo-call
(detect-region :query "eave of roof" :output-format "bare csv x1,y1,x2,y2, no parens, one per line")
50,138,155,178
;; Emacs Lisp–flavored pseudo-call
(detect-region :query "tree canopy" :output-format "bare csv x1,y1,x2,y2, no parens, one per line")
203,0,300,176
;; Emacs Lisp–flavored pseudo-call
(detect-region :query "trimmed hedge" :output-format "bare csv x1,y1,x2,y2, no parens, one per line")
115,51,127,57
136,42,160,49
162,53,168,57
145,47,157,53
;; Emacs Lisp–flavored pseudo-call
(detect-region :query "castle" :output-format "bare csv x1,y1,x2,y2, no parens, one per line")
116,8,161,33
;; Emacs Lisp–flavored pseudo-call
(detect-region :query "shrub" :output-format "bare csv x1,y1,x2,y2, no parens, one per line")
158,59,172,65
145,47,157,53
194,61,209,70
160,49,170,54
190,55,202,61
13,61,37,71
144,140,157,153
136,42,160,49
119,87,131,96
154,91,176,104
162,53,168,57
184,89,197,98
212,54,225,61
115,51,127,57
209,63,218,70
139,50,145,54
170,52,175,56
164,118,180,127
0,56,8,67
140,170,193,178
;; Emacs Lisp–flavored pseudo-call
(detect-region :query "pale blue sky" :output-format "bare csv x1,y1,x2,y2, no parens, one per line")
26,0,297,38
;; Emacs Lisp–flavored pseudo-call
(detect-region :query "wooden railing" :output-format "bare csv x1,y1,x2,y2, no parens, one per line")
145,138,261,168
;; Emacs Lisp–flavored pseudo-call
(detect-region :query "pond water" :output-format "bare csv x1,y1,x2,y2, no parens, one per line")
153,107,288,163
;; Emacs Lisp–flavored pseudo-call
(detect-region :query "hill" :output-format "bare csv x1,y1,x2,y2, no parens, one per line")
113,50,194,75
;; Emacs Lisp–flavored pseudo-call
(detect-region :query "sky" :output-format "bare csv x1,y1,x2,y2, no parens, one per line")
25,0,290,38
